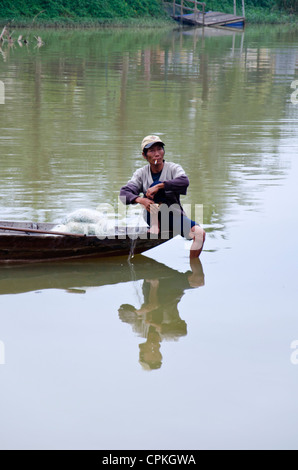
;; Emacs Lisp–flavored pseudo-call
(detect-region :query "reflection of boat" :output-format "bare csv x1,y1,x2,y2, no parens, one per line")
181,25,244,37
0,254,204,296
0,221,173,263
0,254,205,371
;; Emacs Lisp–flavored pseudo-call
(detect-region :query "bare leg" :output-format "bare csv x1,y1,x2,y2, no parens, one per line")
189,225,205,258
188,258,205,287
148,204,160,235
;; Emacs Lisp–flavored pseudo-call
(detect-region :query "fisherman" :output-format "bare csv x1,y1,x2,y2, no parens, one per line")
119,135,205,258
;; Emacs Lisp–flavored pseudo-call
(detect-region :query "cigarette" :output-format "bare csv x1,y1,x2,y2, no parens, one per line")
155,160,157,165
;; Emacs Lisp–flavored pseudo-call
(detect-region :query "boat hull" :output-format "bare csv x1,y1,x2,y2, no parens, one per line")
0,221,173,263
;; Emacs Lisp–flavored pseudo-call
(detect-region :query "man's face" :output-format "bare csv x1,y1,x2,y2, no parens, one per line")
144,144,165,165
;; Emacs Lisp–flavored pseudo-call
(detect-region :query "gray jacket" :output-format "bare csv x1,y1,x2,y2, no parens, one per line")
120,161,189,212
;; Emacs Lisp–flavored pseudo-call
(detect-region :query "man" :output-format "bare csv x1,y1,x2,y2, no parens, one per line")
120,135,205,258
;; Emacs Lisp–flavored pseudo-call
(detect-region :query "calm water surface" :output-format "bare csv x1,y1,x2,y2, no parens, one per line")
0,24,298,450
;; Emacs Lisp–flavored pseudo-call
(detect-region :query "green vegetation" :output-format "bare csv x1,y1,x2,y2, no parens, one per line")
203,0,297,22
180,0,297,23
0,0,168,26
0,0,296,26
276,0,297,13
0,0,164,19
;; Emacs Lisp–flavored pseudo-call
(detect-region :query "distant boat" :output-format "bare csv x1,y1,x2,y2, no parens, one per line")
172,12,245,29
166,0,245,29
0,220,173,263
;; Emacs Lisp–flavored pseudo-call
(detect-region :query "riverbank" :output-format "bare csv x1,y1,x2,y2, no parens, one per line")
0,13,296,29
0,17,174,29
0,1,296,27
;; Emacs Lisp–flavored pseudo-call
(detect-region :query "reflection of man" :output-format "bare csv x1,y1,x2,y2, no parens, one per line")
118,259,205,370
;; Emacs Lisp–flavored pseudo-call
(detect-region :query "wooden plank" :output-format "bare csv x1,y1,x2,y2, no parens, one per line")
204,14,245,26
0,224,85,237
169,0,245,28
173,12,244,27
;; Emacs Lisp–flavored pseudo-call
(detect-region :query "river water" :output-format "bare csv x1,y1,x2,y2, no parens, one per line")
0,24,297,450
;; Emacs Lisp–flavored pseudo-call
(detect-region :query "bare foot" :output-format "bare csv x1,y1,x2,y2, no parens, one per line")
189,226,205,258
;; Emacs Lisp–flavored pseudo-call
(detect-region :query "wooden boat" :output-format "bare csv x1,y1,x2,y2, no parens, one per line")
0,221,173,263
173,12,245,28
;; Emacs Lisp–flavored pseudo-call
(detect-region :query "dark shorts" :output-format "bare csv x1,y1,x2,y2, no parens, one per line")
146,210,197,239
146,180,198,238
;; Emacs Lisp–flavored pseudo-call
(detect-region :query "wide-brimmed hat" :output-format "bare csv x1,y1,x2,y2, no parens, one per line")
141,135,165,152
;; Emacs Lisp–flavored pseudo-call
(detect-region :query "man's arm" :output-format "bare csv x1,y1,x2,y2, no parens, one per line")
163,174,189,195
119,168,145,204
145,182,165,200
120,182,141,205
120,170,155,211
162,163,190,195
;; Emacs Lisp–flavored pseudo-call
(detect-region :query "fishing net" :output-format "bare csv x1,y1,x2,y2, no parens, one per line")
52,208,116,236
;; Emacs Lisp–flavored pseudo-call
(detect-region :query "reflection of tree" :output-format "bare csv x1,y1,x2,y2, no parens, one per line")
118,258,205,370
0,27,294,223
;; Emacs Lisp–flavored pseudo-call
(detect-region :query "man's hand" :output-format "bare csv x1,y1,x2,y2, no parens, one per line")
135,196,156,212
145,183,165,200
